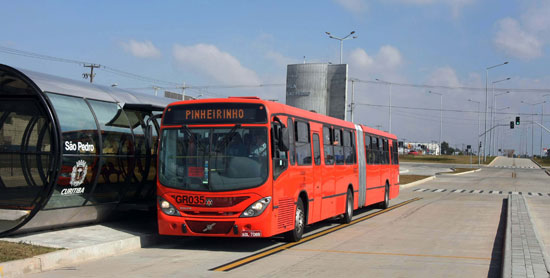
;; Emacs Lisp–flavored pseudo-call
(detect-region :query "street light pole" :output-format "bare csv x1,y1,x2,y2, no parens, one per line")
521,100,546,157
494,107,510,155
542,94,550,157
468,99,481,165
492,89,510,156
490,78,510,157
376,78,393,133
484,62,509,161
429,91,443,155
325,31,357,64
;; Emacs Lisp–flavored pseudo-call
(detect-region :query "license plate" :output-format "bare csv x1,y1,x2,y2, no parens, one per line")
241,230,262,237
171,195,205,205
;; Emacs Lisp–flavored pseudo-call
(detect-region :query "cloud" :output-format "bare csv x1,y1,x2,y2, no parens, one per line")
426,66,461,87
265,50,299,67
392,0,476,18
172,43,260,85
348,45,403,76
493,1,550,60
493,18,543,60
120,40,161,58
333,0,367,14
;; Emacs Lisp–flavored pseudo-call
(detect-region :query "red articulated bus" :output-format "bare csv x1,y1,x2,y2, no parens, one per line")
156,97,399,241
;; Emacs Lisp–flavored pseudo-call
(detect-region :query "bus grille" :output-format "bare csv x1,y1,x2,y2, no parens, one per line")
186,221,235,234
277,198,295,230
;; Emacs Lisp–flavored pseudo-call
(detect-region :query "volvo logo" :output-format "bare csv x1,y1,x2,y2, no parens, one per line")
203,223,216,232
205,198,213,207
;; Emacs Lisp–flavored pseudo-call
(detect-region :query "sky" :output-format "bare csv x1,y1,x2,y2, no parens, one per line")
2,0,550,156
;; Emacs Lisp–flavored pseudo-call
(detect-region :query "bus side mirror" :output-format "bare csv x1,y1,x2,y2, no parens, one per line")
279,127,290,152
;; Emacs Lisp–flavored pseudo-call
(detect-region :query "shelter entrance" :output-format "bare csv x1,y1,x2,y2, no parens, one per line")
0,97,54,233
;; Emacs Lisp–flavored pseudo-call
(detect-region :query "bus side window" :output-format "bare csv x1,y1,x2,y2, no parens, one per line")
287,118,295,165
334,129,344,165
375,137,381,164
295,121,311,165
323,126,334,165
272,122,288,179
384,139,390,164
392,140,399,164
344,130,355,164
365,134,371,165
313,134,321,165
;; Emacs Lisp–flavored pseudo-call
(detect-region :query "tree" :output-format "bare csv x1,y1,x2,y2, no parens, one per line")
441,141,450,155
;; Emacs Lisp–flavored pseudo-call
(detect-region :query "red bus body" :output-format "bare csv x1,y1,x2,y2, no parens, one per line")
157,97,399,238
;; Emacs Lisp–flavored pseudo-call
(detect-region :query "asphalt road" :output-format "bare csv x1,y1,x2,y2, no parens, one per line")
26,157,549,278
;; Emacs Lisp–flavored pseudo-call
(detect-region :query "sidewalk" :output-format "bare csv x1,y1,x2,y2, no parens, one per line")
503,194,550,278
0,211,159,278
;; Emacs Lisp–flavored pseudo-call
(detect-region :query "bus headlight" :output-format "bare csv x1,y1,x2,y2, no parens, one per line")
240,197,272,218
158,197,181,216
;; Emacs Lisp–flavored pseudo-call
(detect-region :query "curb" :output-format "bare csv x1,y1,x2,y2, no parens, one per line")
487,156,500,167
441,168,482,176
531,158,542,168
0,233,158,278
400,176,436,189
502,195,511,278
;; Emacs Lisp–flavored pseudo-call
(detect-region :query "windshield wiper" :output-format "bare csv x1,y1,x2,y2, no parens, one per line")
214,124,241,152
180,125,207,152
180,125,211,190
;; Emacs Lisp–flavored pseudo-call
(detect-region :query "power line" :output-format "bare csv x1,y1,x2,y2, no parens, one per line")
351,78,550,93
355,102,540,116
0,45,181,86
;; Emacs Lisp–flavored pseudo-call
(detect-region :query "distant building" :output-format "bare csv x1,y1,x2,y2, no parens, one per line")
286,63,348,120
400,142,441,155
164,91,196,101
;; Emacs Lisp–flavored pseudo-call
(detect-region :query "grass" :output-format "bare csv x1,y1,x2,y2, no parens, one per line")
533,157,550,167
0,241,60,263
399,154,495,165
399,175,430,185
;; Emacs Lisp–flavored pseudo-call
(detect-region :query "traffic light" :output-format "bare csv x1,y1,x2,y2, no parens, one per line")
516,116,520,125
510,121,514,129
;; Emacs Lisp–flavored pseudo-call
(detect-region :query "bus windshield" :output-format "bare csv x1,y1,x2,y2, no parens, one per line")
159,127,268,192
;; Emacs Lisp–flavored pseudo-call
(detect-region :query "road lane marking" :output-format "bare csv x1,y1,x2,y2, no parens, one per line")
412,189,547,198
290,248,491,261
210,197,422,272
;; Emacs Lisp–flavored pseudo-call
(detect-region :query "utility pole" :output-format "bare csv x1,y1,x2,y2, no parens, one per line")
350,79,355,122
182,82,186,100
83,64,100,83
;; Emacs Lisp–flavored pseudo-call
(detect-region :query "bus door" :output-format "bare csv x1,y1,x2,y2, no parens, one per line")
311,133,322,222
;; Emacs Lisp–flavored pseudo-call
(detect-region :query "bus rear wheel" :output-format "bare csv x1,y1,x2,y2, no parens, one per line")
341,189,353,224
380,184,390,209
284,198,305,242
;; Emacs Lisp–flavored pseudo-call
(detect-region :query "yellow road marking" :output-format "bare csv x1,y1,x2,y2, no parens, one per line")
291,248,491,261
212,197,421,271
1,266,3,278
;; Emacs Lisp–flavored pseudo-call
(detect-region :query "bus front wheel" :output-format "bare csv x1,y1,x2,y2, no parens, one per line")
284,198,305,242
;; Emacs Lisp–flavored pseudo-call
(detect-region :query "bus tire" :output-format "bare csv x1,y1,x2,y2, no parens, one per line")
341,189,353,224
284,198,305,242
380,184,390,209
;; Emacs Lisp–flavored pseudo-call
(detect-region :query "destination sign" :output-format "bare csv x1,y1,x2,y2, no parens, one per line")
163,103,268,125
